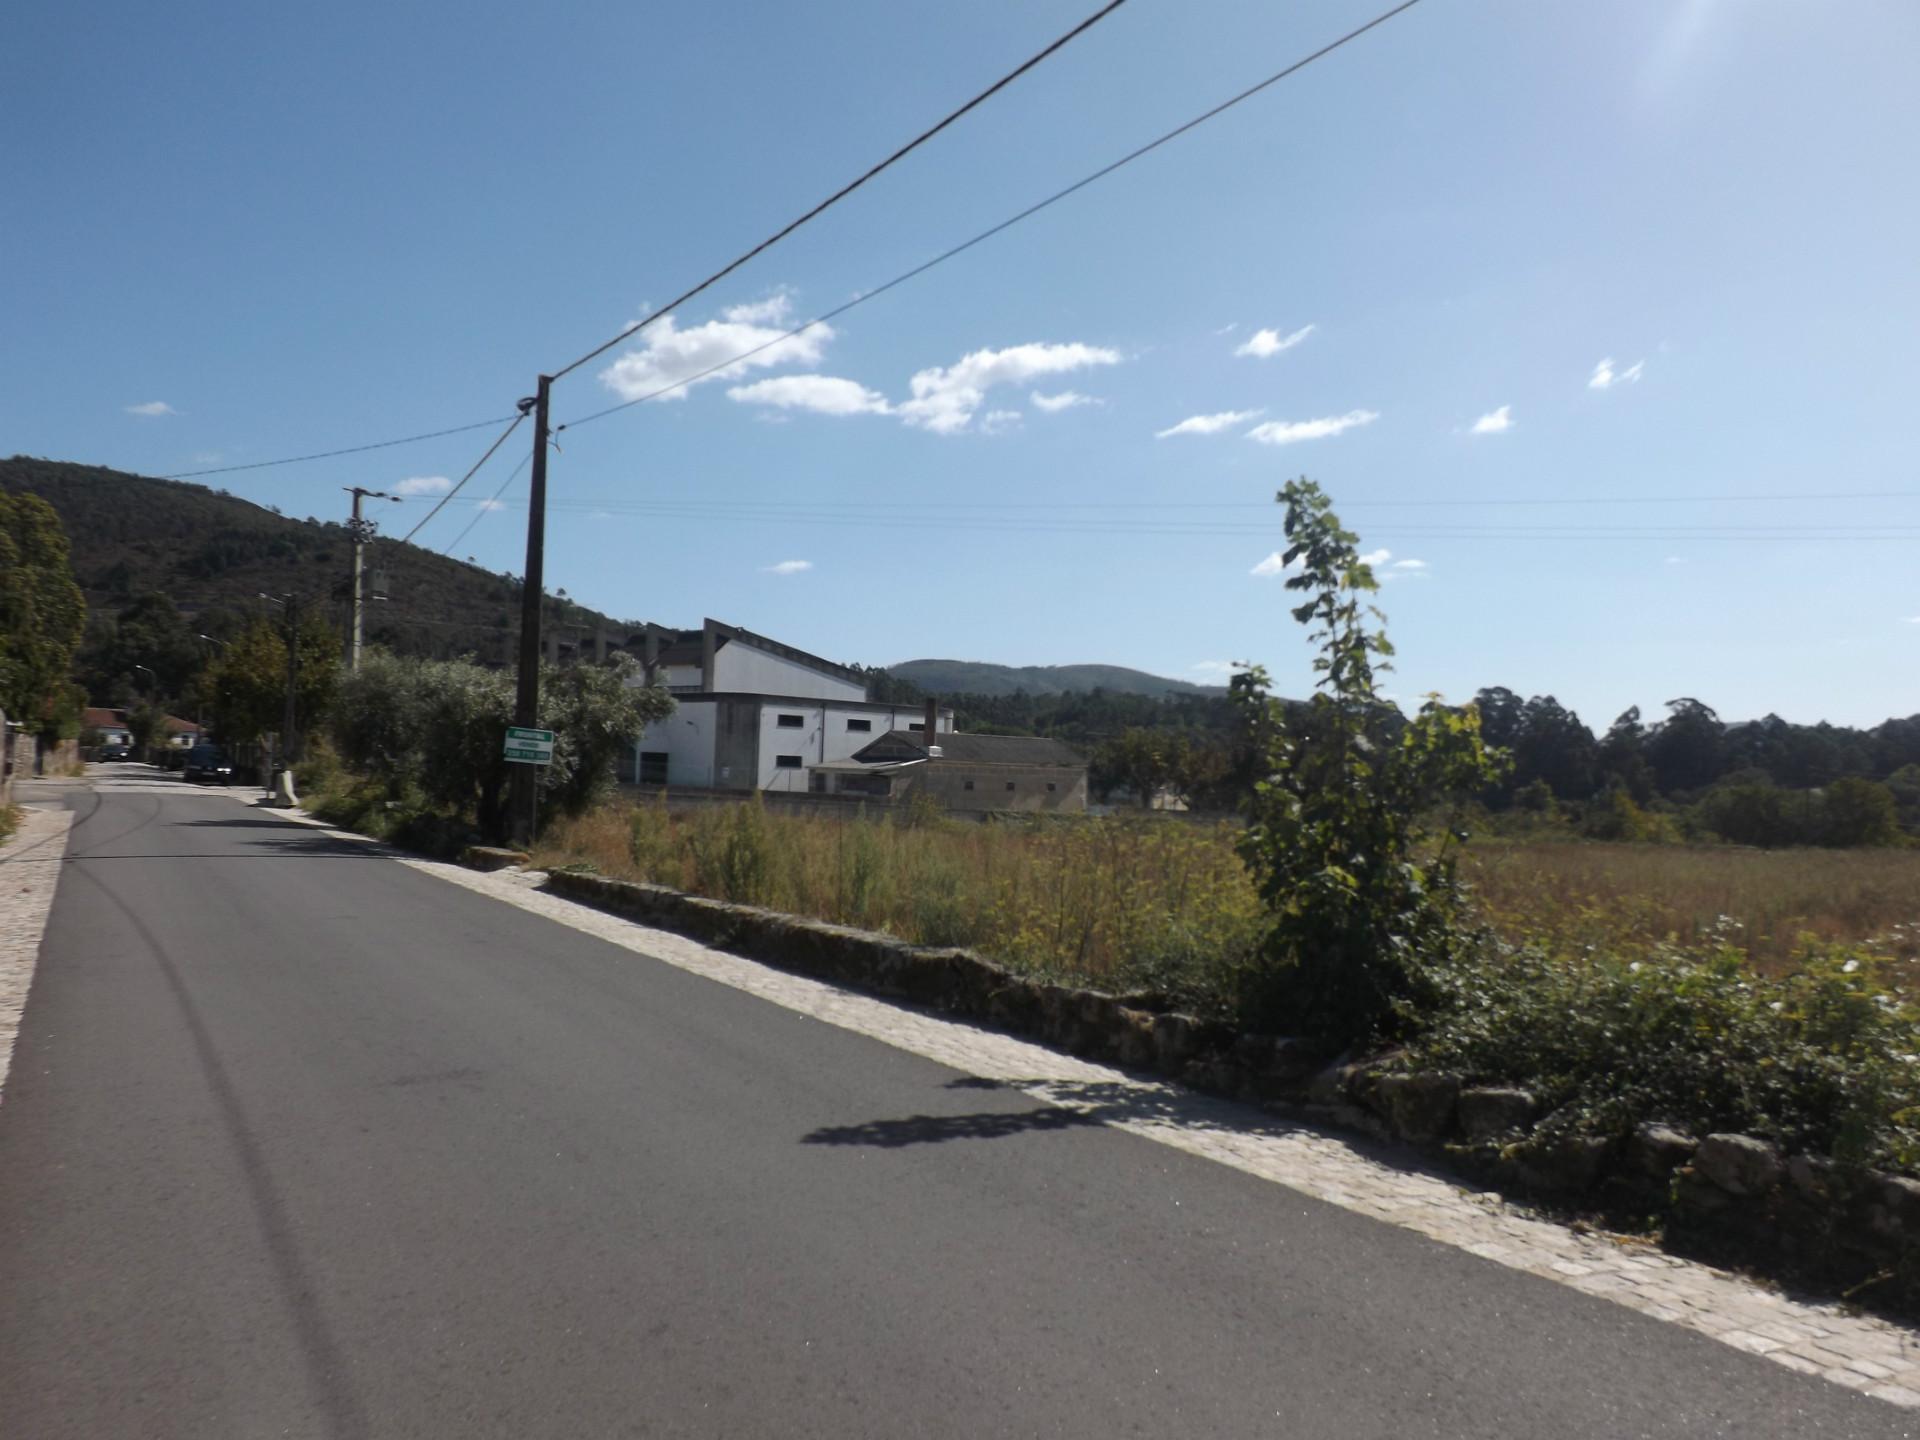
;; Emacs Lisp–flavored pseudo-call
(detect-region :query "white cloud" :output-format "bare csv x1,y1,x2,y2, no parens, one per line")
1383,556,1430,583
1156,407,1265,439
475,498,507,512
1905,614,1920,625
979,409,1023,435
1246,409,1379,446
1190,660,1242,677
1391,558,1427,570
189,450,223,465
762,559,813,576
1470,404,1514,435
720,294,793,325
1030,390,1098,413
1235,324,1315,359
897,341,1120,435
395,475,452,496
1666,555,1686,566
727,375,892,416
1213,322,1240,337
125,401,176,417
1250,551,1301,578
1589,357,1645,390
1359,548,1392,567
599,294,831,403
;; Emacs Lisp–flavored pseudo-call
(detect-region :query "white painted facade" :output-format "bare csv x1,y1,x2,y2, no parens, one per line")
623,620,950,792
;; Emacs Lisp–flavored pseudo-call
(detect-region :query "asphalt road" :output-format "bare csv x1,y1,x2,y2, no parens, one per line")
0,770,1910,1438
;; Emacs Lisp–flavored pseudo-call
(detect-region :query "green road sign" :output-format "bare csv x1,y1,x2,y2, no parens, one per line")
504,726,556,765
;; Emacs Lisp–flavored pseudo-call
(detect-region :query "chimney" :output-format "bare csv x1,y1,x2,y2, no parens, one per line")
642,626,660,685
922,697,938,744
700,619,717,693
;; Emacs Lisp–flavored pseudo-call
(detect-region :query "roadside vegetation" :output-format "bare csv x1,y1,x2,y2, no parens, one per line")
537,479,1920,1184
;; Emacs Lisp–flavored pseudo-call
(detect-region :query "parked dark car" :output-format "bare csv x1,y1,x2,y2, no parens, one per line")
96,743,130,761
183,743,234,784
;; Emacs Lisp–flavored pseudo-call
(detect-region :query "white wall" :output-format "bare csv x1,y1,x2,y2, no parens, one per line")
754,703,953,790
635,699,717,788
713,642,866,703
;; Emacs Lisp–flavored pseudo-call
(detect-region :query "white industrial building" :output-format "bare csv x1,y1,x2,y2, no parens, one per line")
622,619,952,793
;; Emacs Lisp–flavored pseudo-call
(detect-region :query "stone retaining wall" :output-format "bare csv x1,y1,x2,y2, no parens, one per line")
537,866,1919,1308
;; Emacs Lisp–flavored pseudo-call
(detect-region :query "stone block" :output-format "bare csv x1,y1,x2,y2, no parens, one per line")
1629,1122,1698,1178
1375,1072,1461,1142
1511,1134,1612,1194
1457,1087,1538,1143
1695,1133,1785,1197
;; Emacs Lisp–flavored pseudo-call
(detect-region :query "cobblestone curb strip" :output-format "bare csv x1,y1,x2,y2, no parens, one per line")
407,860,1920,1409
0,807,76,1102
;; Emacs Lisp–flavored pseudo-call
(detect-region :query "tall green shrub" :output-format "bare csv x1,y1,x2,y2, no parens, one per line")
1232,479,1503,1041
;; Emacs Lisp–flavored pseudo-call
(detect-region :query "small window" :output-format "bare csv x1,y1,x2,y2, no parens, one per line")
907,722,925,732
846,718,872,733
1046,782,1057,792
1006,781,1016,791
774,754,803,769
776,713,804,728
639,752,669,785
963,779,975,791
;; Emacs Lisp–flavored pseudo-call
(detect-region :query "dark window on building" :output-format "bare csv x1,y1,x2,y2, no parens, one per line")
776,713,804,728
639,752,669,785
1006,781,1017,791
846,717,872,732
774,754,803,769
907,721,925,731
963,779,974,791
1046,782,1057,792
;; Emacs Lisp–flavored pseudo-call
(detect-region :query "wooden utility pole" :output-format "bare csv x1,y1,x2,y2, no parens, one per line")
344,486,398,671
509,378,552,847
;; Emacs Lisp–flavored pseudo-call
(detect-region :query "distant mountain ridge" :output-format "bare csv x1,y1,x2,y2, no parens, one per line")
887,659,1223,699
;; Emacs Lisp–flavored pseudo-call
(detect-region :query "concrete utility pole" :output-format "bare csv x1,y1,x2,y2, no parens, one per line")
344,487,400,671
509,378,553,848
259,593,301,787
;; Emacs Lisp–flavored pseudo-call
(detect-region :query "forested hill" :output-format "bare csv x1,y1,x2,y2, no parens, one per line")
888,658,1223,698
3,456,639,669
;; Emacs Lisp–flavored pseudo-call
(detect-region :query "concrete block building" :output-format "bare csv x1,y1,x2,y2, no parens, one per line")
623,619,953,792
812,730,1089,814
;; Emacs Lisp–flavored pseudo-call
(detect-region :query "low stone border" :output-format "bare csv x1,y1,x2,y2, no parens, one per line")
460,846,530,872
539,867,1920,1315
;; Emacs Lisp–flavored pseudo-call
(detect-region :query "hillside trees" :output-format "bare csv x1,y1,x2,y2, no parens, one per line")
0,491,87,733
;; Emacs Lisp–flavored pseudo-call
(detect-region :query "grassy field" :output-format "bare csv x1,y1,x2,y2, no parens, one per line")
534,800,1920,1003
536,801,1263,1010
1459,838,1920,972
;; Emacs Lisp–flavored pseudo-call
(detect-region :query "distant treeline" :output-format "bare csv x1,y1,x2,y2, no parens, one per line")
867,669,1920,845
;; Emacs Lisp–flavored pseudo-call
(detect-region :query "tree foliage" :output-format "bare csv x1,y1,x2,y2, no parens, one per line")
1233,479,1504,1042
203,614,340,750
0,491,87,731
330,651,674,840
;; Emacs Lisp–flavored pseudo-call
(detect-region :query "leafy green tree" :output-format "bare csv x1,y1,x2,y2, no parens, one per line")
0,491,87,732
331,652,673,840
1091,728,1181,807
1821,777,1901,848
125,703,164,761
204,615,340,755
1646,697,1725,795
1233,479,1504,1042
1597,706,1655,803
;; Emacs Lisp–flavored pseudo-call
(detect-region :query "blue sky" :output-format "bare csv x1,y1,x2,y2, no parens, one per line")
6,0,1917,729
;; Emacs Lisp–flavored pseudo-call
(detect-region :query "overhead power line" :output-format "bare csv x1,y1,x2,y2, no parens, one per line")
443,448,535,556
547,0,1132,383
160,416,518,480
557,0,1429,433
395,414,528,544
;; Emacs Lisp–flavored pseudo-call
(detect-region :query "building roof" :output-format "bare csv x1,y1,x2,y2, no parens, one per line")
83,706,128,731
861,730,1085,768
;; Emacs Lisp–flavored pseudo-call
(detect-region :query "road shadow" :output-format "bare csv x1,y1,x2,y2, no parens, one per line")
177,816,310,829
803,1105,1103,1148
807,1076,1483,1195
70,830,377,861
